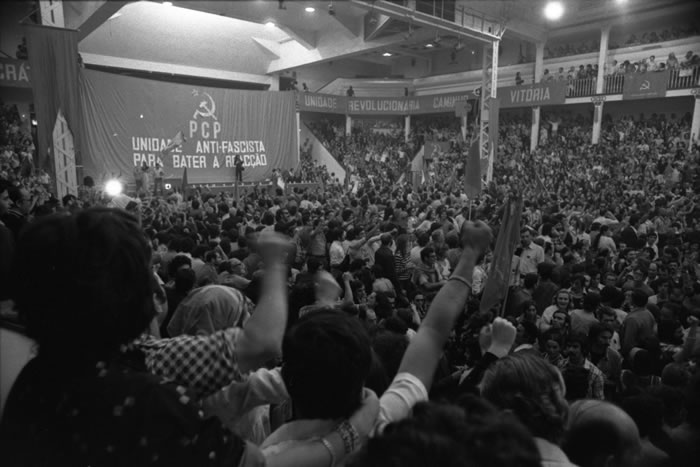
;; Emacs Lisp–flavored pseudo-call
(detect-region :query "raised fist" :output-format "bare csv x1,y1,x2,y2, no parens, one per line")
257,231,294,265
460,220,493,256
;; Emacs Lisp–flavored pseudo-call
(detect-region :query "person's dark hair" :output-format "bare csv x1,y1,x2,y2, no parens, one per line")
420,246,435,262
630,288,649,307
519,321,538,344
620,394,664,438
372,330,409,382
523,273,538,289
417,232,430,247
192,244,208,259
481,353,568,443
350,400,540,467
174,267,196,294
537,262,554,280
564,400,635,467
383,316,408,335
582,292,600,312
167,254,192,280
566,333,589,355
12,209,154,367
281,310,372,419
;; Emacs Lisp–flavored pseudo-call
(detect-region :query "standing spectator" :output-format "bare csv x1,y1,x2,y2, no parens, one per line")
518,228,545,277
620,289,657,357
515,72,524,86
563,333,605,400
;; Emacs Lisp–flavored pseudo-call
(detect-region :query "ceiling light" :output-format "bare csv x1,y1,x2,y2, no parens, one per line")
305,7,315,12
543,1,564,20
426,43,434,48
383,52,393,57
265,21,276,28
163,1,172,6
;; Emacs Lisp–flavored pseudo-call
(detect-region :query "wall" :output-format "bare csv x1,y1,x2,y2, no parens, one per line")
0,1,30,59
293,58,392,93
299,122,346,184
603,96,694,120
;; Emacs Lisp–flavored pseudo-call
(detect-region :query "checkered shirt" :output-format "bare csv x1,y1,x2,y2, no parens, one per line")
137,328,243,399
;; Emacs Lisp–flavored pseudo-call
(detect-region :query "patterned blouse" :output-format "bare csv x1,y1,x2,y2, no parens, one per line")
0,352,263,467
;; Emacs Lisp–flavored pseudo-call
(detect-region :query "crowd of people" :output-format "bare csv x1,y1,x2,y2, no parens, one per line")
544,24,699,59
1,93,700,467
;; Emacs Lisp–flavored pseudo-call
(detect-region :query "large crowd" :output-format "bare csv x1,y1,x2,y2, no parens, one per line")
544,24,700,59
1,89,700,467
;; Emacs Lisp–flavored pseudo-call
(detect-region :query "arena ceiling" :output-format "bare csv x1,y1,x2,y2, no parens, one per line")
63,0,696,84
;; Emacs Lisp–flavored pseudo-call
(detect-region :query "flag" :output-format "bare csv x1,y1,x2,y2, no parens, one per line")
163,130,186,154
464,138,481,198
479,196,524,314
277,176,286,190
181,166,188,194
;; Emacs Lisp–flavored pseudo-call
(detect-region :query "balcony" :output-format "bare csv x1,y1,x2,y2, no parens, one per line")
563,64,699,98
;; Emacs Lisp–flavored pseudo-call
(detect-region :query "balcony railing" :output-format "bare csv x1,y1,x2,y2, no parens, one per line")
603,74,624,94
566,78,596,98
563,64,699,99
668,66,700,90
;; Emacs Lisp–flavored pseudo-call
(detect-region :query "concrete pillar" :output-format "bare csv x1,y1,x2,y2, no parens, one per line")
530,42,545,152
531,107,541,152
592,101,604,144
345,115,352,137
596,24,612,94
405,115,411,142
691,93,700,146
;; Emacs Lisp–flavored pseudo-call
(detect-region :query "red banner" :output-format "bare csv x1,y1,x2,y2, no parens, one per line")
80,69,298,184
622,70,669,100
499,82,567,108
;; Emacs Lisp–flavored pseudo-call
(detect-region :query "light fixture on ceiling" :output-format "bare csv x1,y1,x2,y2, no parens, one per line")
305,6,315,13
382,52,393,57
543,1,564,21
328,1,336,16
426,43,434,48
265,21,276,28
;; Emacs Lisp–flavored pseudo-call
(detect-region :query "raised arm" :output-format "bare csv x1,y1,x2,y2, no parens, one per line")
397,220,492,390
235,232,290,373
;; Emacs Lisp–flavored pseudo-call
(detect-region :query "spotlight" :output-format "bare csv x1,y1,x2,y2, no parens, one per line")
105,179,123,197
383,52,393,57
426,43,434,48
265,21,276,28
543,1,564,21
305,7,315,13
